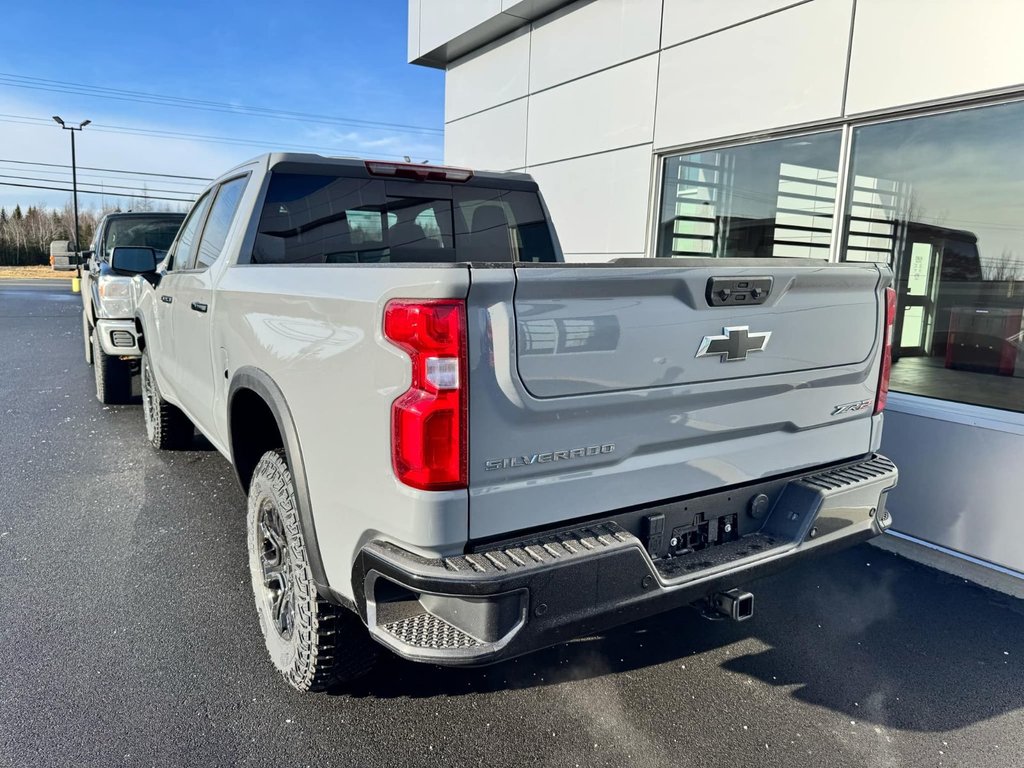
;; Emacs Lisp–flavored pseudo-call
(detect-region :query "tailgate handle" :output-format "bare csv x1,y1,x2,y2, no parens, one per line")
706,276,773,307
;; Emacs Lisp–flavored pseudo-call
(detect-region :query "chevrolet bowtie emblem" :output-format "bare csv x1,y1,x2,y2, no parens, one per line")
696,325,771,362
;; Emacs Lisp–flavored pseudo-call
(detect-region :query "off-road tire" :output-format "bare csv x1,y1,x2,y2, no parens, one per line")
93,328,131,404
140,349,193,450
247,449,377,691
82,310,94,366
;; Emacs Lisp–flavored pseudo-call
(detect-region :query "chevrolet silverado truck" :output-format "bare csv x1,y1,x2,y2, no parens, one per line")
80,211,185,403
129,153,898,692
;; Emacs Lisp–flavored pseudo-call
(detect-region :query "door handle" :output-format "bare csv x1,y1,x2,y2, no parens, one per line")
191,302,208,313
160,295,173,304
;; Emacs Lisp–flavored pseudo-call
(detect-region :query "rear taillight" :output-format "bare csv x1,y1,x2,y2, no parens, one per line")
384,299,468,491
875,286,897,414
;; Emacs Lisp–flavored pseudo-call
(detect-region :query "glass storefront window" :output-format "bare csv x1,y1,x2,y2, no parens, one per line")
844,101,1024,413
658,131,842,259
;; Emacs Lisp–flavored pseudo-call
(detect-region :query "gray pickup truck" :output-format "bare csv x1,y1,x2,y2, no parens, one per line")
124,153,898,692
80,211,185,403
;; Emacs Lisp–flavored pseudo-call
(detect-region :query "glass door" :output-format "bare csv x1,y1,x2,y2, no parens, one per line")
895,237,940,357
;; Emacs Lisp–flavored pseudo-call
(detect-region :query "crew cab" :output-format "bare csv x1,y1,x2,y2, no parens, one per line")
81,211,185,403
130,153,898,692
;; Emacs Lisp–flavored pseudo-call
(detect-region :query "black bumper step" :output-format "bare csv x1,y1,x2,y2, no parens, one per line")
354,453,898,666
441,523,634,575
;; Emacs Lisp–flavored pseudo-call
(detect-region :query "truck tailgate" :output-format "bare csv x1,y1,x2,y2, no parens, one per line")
515,264,878,396
466,261,889,540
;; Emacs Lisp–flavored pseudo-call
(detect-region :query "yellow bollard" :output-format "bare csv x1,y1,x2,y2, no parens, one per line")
71,276,81,293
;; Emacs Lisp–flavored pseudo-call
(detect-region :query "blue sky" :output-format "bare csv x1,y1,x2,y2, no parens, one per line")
0,0,444,210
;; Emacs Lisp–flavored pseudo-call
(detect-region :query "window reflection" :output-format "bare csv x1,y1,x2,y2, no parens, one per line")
844,101,1024,413
658,132,841,259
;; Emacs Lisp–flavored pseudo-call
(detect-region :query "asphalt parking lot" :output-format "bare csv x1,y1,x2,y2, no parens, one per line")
2,280,1023,768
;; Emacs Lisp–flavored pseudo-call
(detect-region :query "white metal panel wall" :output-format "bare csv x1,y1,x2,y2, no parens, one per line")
655,0,852,149
445,98,528,170
528,0,662,91
433,0,1024,269
416,0,503,59
440,0,668,262
527,54,658,165
436,0,860,263
880,403,1024,574
660,0,807,47
408,0,422,63
846,0,1024,115
528,143,654,257
445,27,530,121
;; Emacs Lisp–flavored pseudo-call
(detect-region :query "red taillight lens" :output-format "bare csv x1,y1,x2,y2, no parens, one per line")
384,299,467,490
875,286,897,414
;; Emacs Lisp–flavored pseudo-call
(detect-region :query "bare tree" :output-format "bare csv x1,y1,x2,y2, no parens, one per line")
131,184,155,212
983,248,1024,281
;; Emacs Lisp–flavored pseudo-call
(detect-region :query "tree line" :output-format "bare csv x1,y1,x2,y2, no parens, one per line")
0,198,186,266
0,202,105,266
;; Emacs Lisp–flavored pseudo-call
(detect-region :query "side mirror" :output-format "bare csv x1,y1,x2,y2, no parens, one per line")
110,246,158,275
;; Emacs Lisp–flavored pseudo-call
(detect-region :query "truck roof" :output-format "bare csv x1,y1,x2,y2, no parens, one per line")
219,152,536,187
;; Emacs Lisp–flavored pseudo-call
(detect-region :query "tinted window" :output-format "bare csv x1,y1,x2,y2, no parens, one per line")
453,187,556,263
842,101,1024,413
658,131,842,259
252,173,557,265
100,215,185,261
169,192,212,271
194,177,248,269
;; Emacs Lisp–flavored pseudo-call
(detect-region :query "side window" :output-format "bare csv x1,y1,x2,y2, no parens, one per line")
167,192,213,271
194,176,248,270
94,221,107,260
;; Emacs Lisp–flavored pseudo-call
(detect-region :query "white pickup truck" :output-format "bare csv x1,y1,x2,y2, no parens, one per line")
126,153,898,692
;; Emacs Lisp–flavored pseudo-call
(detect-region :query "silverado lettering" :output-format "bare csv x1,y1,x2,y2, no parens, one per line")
485,443,616,471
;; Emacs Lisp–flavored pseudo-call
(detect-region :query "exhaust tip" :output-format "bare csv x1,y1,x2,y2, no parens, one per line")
712,589,754,622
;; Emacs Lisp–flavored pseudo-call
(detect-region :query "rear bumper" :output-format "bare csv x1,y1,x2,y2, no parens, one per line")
95,318,141,357
353,454,897,666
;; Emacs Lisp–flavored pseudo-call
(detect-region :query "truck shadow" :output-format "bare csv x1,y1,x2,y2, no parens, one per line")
344,544,1024,733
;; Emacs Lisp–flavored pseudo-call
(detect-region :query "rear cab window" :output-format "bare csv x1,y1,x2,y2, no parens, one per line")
250,169,558,265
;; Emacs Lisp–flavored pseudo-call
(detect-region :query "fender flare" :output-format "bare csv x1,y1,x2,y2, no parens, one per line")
227,366,334,600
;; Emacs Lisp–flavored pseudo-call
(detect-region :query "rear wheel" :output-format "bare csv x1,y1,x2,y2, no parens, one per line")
247,449,377,691
140,349,193,449
93,329,131,404
82,310,94,366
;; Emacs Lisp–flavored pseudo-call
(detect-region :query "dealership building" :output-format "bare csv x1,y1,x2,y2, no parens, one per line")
407,0,1024,578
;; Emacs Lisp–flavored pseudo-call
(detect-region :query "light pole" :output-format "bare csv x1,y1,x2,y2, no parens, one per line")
52,116,90,262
